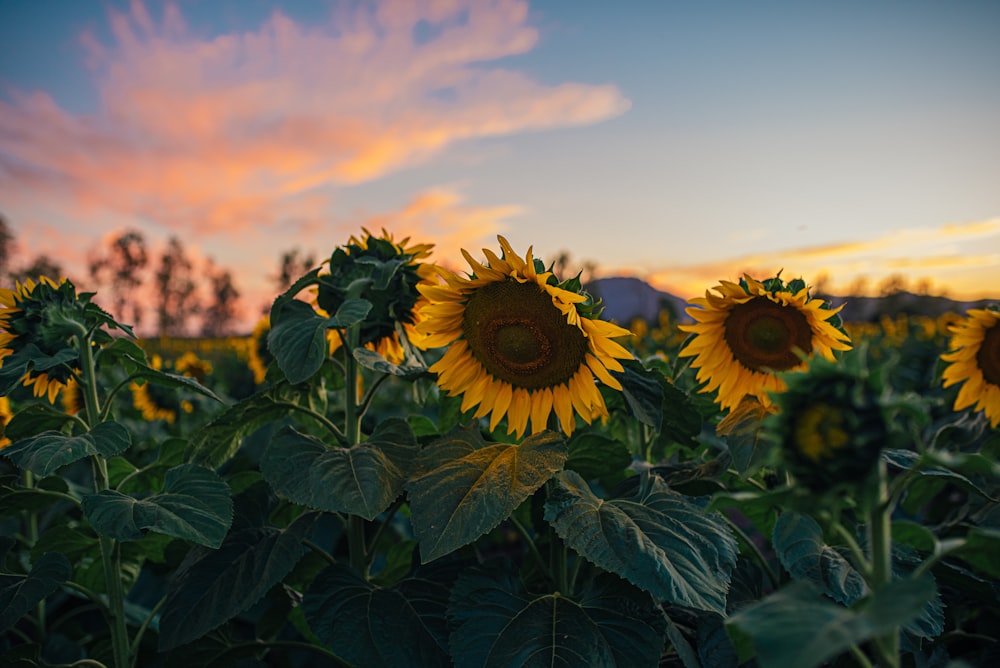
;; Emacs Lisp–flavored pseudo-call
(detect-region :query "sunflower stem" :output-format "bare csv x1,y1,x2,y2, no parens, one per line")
24,470,46,644
342,325,368,576
868,458,899,668
74,322,131,668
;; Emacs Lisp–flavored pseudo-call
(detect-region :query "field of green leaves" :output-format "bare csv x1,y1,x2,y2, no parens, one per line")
1,231,998,668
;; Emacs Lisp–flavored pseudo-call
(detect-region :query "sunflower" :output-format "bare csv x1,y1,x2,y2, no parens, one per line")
0,396,12,449
416,236,633,438
0,276,83,403
678,274,851,412
247,316,273,384
763,355,887,495
941,306,1000,427
315,227,435,352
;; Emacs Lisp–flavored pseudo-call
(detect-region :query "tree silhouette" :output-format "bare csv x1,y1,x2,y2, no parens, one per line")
274,248,316,292
154,237,200,336
200,264,241,337
89,229,149,327
0,214,13,278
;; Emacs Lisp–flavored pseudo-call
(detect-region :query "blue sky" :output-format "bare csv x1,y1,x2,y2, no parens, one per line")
2,0,999,331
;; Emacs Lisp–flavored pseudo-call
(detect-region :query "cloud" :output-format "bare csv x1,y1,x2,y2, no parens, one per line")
628,218,1000,301
0,0,629,237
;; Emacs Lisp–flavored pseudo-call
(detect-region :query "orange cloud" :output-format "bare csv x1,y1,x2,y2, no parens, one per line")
620,217,1000,302
0,0,628,238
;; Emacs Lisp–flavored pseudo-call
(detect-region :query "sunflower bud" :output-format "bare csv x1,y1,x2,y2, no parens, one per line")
763,357,886,495
1,277,122,403
316,231,430,347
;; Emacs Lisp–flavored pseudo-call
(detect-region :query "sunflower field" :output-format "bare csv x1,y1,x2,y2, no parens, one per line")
1,231,998,668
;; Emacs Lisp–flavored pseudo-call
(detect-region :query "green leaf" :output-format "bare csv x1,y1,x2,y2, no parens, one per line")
2,422,132,476
448,561,667,668
267,298,336,384
891,520,939,553
544,470,737,614
95,337,148,374
158,511,317,651
353,347,426,377
82,464,232,548
882,448,997,501
657,376,702,447
127,366,225,404
0,551,72,632
616,360,663,428
727,577,936,668
564,432,632,481
303,562,456,667
30,526,98,563
268,297,371,383
772,512,868,605
0,344,77,397
188,387,307,467
954,527,1000,578
260,424,414,520
407,429,567,562
3,403,76,441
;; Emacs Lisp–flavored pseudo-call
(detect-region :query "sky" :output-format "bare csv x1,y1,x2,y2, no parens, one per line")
2,0,999,333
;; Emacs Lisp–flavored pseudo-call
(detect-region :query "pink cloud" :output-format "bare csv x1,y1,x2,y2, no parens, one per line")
0,0,628,237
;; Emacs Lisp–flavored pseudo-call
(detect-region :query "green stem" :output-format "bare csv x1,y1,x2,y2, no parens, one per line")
303,539,338,567
722,513,780,590
509,515,554,584
550,532,570,595
271,400,347,445
831,522,874,582
341,327,369,575
129,596,167,666
24,470,46,643
868,459,899,668
75,323,131,668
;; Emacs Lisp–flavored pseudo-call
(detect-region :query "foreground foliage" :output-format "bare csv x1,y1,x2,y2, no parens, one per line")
1,233,998,667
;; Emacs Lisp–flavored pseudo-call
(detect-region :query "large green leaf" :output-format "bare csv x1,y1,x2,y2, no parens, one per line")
0,541,72,632
0,344,77,396
448,561,666,668
772,512,868,605
544,470,737,614
82,464,232,548
303,562,457,667
158,512,317,651
127,367,225,404
268,297,371,383
616,360,664,428
727,577,936,668
261,422,415,520
954,527,1000,578
2,421,132,476
407,429,567,563
2,403,76,441
564,432,632,481
188,386,309,467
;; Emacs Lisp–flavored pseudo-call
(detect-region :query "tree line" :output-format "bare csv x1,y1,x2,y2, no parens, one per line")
1,214,314,338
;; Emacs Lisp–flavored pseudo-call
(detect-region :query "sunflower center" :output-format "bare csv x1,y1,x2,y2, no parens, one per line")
793,402,850,462
977,321,1000,386
462,279,588,389
724,297,813,371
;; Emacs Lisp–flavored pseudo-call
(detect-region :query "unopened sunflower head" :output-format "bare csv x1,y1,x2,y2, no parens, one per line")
0,276,119,403
678,273,851,412
763,356,886,495
941,305,1000,428
416,235,633,438
316,228,435,350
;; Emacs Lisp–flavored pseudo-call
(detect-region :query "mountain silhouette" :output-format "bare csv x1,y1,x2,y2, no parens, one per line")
587,276,995,326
